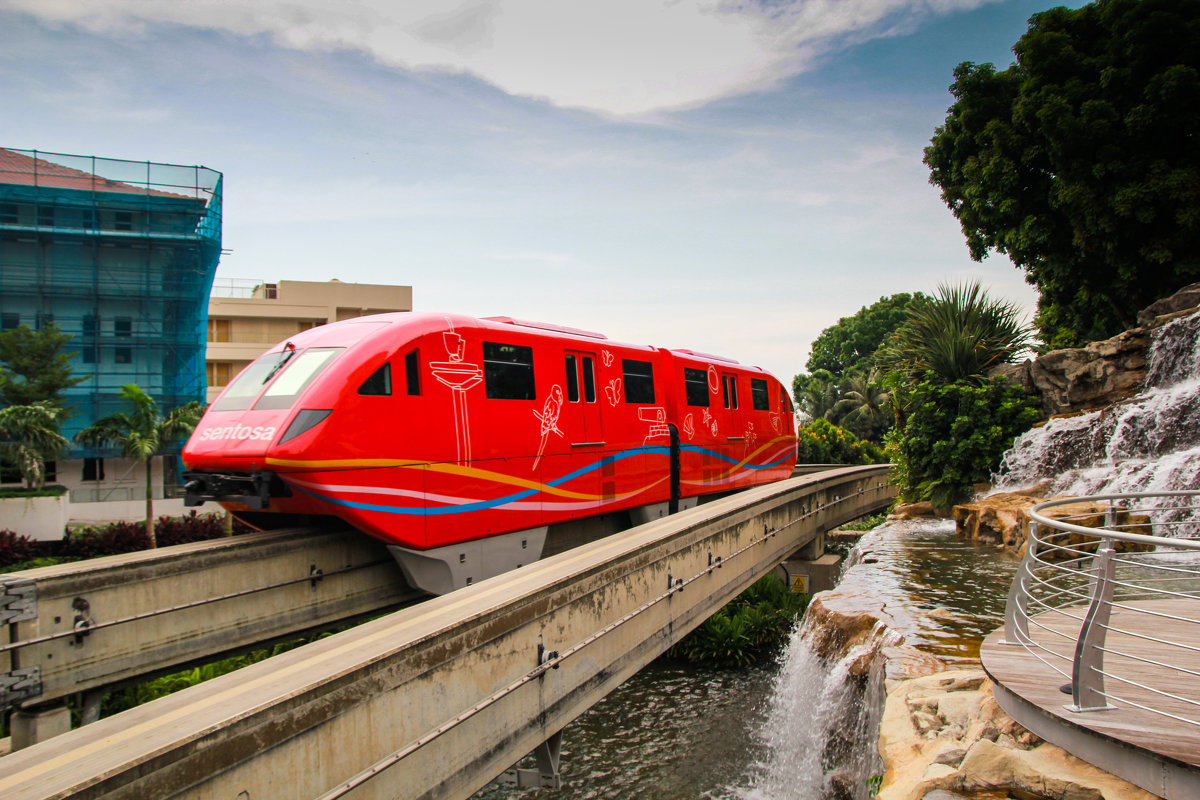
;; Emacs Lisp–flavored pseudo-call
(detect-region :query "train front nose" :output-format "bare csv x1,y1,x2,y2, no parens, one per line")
181,411,292,508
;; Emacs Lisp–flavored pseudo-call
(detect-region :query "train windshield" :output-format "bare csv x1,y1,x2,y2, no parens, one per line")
210,347,344,412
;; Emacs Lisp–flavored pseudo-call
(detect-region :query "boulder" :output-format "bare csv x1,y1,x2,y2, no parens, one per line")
1028,327,1151,416
877,670,1158,800
1137,281,1200,327
953,494,1153,557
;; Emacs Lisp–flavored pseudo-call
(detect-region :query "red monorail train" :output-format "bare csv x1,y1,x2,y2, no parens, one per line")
182,313,797,593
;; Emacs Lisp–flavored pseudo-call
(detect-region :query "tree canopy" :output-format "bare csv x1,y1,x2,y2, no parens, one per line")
805,293,927,375
925,0,1200,346
0,323,87,409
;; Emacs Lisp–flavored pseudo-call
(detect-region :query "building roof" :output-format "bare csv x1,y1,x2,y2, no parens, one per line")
0,148,199,200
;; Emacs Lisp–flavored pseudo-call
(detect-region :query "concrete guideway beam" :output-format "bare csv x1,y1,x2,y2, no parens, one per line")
0,466,894,800
0,527,421,718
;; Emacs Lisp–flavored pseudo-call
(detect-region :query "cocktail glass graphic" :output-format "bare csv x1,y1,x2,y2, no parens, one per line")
431,327,483,465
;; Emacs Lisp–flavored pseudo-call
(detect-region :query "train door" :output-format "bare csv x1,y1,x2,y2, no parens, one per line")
563,351,603,445
720,371,745,466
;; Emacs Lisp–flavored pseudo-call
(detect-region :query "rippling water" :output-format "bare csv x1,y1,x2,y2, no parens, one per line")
477,519,1019,800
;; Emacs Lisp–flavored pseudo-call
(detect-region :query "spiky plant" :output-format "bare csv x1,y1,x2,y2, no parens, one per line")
74,385,203,547
879,281,1032,386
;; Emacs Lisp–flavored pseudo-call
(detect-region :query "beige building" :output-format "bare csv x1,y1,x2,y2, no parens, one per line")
205,279,413,403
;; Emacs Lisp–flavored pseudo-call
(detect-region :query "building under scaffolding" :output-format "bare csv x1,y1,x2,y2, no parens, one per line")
0,148,222,456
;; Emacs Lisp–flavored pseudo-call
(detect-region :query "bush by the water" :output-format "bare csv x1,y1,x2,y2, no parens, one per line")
796,418,884,465
886,379,1041,510
668,574,807,668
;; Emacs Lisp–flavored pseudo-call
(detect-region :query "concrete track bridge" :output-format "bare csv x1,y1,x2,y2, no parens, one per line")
0,465,894,800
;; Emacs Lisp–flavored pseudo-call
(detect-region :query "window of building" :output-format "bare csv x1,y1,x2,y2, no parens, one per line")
115,316,132,364
0,463,19,484
83,457,105,482
43,461,56,483
684,368,709,407
483,342,535,400
0,203,17,224
37,205,54,228
751,378,770,411
359,362,392,396
208,318,231,342
114,211,133,231
622,359,655,405
82,314,98,364
207,361,233,387
405,349,421,395
1,312,19,331
36,312,54,331
264,283,278,299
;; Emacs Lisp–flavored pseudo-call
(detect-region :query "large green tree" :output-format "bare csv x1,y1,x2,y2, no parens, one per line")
925,0,1200,346
0,323,87,409
75,385,203,547
805,293,927,375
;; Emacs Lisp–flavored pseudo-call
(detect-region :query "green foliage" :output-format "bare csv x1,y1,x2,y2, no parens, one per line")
806,293,928,375
925,0,1200,344
839,511,888,532
0,403,70,489
885,379,1042,510
668,575,808,668
0,483,67,499
0,323,87,409
796,418,885,465
878,282,1032,387
74,384,204,546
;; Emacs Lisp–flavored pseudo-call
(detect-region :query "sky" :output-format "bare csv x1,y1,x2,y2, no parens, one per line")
0,0,1073,384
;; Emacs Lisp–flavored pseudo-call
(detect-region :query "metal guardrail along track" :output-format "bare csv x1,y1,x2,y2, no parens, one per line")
1,527,422,712
0,466,894,800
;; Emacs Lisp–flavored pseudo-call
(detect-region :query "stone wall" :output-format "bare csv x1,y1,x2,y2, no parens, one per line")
991,282,1200,416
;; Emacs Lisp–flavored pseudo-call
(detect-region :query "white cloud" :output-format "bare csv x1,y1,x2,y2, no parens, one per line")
4,0,997,115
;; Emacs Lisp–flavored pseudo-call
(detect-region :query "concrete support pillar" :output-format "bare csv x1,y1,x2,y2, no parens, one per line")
783,553,842,594
11,703,72,750
795,530,825,561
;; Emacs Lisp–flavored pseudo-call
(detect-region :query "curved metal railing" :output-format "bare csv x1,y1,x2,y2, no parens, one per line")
1003,491,1200,726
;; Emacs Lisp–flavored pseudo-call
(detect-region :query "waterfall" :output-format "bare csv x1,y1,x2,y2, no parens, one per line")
995,312,1200,496
731,615,888,800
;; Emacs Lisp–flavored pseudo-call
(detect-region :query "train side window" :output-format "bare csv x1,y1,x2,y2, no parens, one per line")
359,362,392,396
483,341,536,400
684,368,709,407
582,356,596,403
751,378,770,410
405,349,421,395
622,359,655,404
565,354,580,402
781,386,792,413
730,376,739,409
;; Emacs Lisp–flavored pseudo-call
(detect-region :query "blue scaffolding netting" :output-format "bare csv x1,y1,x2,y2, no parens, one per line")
0,147,223,456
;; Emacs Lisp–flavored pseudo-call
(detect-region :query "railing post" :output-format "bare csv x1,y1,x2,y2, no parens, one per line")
1068,540,1117,712
1002,521,1037,645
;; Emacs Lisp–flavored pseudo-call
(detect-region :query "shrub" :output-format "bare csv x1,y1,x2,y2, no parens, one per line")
796,418,885,465
0,529,37,568
668,575,808,668
886,378,1042,510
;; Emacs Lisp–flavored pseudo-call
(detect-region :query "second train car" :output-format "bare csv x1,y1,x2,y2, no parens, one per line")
182,313,798,593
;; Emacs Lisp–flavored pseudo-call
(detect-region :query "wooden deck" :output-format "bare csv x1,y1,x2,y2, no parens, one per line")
981,599,1200,798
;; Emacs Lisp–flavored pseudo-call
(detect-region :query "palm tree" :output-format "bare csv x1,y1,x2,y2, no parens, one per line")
831,371,891,442
879,281,1032,386
75,385,203,547
794,370,841,423
0,402,69,490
